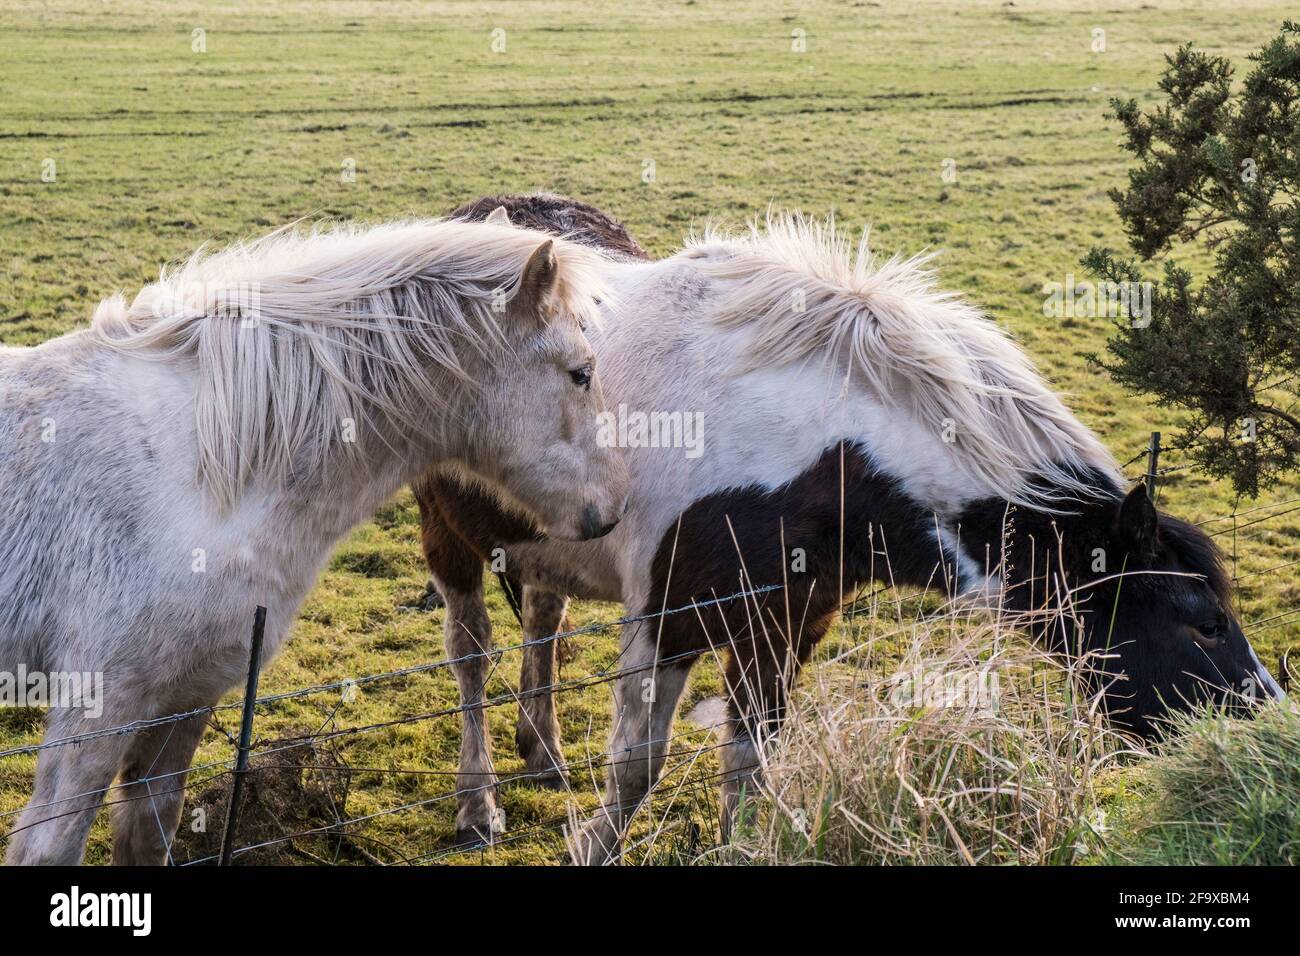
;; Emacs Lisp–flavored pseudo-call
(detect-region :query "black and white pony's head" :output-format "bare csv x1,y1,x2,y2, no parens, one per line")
1056,483,1285,739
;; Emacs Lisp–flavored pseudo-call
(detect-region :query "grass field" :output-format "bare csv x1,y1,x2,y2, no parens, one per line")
1,0,1297,864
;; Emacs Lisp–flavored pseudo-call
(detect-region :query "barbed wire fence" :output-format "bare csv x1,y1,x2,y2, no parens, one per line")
0,584,783,865
0,433,1296,865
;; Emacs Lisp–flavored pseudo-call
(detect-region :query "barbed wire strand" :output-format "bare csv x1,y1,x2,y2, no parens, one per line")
0,583,783,761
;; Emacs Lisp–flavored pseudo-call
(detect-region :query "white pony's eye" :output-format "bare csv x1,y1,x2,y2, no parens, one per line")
568,364,593,390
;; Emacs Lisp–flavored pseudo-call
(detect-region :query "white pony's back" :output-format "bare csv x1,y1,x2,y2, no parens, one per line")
0,334,192,671
526,214,1126,597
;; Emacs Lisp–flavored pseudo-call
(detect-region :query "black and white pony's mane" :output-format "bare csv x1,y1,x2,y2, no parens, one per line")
680,214,1124,511
454,199,1122,513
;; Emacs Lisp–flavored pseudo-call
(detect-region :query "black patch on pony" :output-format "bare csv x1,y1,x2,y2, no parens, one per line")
1156,511,1233,605
956,475,1248,738
645,442,949,733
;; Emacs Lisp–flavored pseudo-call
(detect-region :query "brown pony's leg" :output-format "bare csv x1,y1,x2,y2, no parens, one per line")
515,586,569,789
416,486,501,845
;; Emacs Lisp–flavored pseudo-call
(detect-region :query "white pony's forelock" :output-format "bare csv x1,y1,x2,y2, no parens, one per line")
88,218,608,508
684,212,1123,510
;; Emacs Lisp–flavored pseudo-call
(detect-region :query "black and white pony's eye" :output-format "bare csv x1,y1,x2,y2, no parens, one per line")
569,364,593,390
1192,615,1228,649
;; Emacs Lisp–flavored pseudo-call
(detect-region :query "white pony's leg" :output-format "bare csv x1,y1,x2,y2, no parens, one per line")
110,714,208,866
515,586,568,789
439,580,503,845
714,615,820,844
5,708,134,865
718,726,763,843
573,624,692,865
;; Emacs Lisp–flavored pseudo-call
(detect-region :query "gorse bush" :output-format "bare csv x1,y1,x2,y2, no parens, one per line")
1087,22,1300,497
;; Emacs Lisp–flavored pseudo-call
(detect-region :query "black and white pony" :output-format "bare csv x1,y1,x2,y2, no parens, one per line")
417,194,1286,863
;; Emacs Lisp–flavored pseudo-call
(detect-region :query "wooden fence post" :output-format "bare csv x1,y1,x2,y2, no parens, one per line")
1145,431,1161,502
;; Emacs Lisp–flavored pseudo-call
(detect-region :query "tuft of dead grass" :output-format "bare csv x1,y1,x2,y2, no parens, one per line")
711,604,1134,865
173,737,354,865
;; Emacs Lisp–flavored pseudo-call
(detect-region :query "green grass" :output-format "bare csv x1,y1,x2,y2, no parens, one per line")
1101,705,1300,865
1,0,1297,864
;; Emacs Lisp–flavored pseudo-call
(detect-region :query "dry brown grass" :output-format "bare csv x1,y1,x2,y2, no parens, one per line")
713,603,1135,865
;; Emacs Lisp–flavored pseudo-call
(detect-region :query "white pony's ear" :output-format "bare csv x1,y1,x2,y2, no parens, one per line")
485,205,511,226
516,239,558,326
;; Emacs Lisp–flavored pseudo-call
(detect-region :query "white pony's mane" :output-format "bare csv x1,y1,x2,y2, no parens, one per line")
89,218,607,508
684,213,1123,510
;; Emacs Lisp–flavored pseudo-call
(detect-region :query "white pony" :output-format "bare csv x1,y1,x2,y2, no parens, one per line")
0,217,629,865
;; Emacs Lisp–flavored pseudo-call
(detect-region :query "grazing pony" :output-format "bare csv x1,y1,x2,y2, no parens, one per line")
418,196,1285,862
0,217,629,865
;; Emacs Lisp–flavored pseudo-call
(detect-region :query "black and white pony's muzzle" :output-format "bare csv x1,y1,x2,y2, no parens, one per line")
1245,645,1287,703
